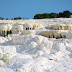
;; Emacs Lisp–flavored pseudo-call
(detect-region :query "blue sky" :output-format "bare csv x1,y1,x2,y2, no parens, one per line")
0,0,72,19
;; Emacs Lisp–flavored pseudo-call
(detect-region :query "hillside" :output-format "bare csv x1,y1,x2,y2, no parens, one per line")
0,18,72,72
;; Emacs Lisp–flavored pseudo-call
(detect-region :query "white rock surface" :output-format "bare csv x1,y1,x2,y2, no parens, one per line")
0,18,72,72
0,60,4,66
0,49,2,53
0,53,3,59
3,53,15,62
0,46,16,54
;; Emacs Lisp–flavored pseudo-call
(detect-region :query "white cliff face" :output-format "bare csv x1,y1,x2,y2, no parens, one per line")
0,18,72,72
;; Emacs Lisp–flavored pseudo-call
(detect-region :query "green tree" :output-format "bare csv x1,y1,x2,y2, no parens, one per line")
6,18,9,20
34,14,44,19
57,14,59,18
58,12,63,18
63,10,71,18
0,17,4,20
42,13,50,18
49,13,57,18
14,17,22,20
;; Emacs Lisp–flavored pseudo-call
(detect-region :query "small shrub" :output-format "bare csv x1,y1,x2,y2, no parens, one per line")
0,17,4,20
6,18,9,20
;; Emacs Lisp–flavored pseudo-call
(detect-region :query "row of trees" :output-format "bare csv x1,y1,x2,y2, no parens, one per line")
0,10,72,20
0,17,27,20
34,10,72,19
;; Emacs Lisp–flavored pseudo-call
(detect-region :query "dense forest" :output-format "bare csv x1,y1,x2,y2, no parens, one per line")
0,10,72,20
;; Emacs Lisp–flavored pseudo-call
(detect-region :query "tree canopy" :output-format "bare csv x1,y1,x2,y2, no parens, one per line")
0,17,4,20
63,10,71,18
0,10,72,20
34,10,72,19
14,17,22,20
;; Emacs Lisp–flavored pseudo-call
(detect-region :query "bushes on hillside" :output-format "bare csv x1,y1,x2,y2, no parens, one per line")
6,18,9,20
49,13,57,18
14,17,22,20
43,13,50,18
63,11,71,18
34,10,72,19
0,10,72,20
0,17,4,20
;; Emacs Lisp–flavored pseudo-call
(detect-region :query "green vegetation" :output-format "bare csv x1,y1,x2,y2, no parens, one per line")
0,10,72,20
49,13,57,18
34,10,72,19
6,18,9,20
63,11,71,18
0,17,4,20
14,17,22,20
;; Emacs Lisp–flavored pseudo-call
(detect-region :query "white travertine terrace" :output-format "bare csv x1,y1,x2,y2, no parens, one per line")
0,19,72,72
0,23,12,37
0,46,16,66
23,23,33,30
40,30,69,38
11,24,23,34
45,24,72,30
